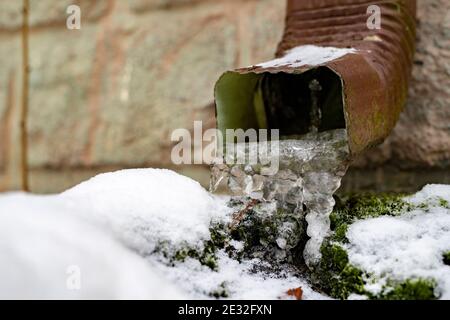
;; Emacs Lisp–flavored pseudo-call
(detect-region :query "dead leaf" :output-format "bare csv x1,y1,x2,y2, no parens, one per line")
286,287,303,300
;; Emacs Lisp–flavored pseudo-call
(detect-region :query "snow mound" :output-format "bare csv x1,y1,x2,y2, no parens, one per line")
0,193,184,300
62,169,230,255
155,250,329,300
1,169,324,299
406,184,450,205
0,169,227,299
345,185,450,299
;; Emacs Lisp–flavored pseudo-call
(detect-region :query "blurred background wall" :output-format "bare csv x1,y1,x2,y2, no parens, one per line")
0,0,449,194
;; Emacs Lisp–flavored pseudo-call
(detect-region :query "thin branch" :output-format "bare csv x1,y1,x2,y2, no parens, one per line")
229,199,259,230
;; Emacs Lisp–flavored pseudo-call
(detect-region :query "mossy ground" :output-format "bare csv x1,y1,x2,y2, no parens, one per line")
173,239,219,271
169,222,234,298
223,194,440,300
314,243,366,299
315,240,437,300
313,193,440,300
330,193,412,237
167,193,444,300
376,279,437,300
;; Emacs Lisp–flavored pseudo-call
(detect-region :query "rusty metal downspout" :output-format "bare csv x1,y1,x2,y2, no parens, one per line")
214,0,417,157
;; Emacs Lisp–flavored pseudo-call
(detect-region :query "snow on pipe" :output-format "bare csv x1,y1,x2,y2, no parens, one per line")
214,0,417,156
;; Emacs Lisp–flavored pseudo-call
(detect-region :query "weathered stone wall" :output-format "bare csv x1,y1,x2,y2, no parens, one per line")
0,0,449,193
0,0,286,192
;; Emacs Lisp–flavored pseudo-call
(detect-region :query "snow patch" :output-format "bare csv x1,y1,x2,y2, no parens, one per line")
406,184,450,205
255,45,356,69
61,169,231,255
0,193,184,299
345,185,450,299
154,250,329,300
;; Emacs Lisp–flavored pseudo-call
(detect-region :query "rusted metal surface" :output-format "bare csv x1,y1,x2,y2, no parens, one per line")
215,0,417,156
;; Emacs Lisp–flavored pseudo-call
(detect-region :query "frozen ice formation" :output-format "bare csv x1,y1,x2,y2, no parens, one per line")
210,129,350,266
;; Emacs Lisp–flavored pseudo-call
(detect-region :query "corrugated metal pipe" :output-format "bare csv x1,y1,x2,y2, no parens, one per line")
214,0,416,156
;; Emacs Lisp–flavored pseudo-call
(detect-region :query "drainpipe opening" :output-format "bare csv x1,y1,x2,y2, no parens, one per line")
215,66,346,139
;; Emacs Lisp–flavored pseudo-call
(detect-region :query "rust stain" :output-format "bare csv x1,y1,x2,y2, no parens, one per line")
110,34,127,93
108,1,134,94
82,0,116,165
0,71,16,190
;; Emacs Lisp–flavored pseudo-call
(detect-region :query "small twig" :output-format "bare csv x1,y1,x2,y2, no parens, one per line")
229,199,259,230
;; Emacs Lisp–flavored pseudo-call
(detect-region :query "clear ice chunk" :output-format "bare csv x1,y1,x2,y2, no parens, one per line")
210,129,350,267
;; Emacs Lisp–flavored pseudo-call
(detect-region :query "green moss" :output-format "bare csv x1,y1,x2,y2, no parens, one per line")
210,223,229,249
173,215,254,270
327,193,413,247
174,248,196,262
210,282,229,299
331,193,412,231
321,243,349,270
230,210,263,249
443,251,450,266
314,241,439,300
332,224,349,243
438,198,450,209
174,220,248,270
417,202,430,212
173,238,221,271
316,191,440,300
200,241,219,270
376,279,437,300
316,242,366,300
